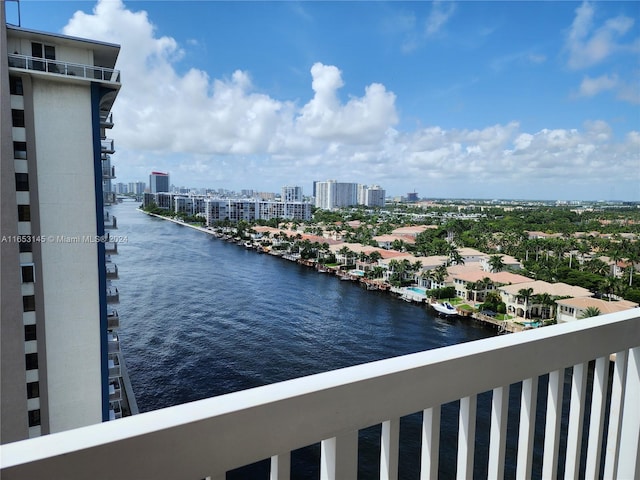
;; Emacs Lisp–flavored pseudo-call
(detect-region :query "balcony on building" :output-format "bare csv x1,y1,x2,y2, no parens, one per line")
104,215,117,230
109,401,123,421
7,53,121,85
108,353,121,378
100,112,114,129
102,165,115,180
106,332,120,354
108,378,122,402
104,240,118,254
106,285,119,304
101,138,115,154
107,308,119,330
103,192,116,206
1,310,639,480
106,263,118,280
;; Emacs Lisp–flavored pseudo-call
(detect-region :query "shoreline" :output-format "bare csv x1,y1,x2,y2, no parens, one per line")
138,209,519,333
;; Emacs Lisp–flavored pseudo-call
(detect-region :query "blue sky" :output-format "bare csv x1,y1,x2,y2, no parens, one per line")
11,1,640,200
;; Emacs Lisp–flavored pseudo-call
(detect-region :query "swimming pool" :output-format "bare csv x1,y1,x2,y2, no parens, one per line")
406,286,427,295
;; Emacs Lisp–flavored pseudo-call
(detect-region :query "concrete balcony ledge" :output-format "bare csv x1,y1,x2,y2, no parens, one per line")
8,54,121,85
1,310,639,480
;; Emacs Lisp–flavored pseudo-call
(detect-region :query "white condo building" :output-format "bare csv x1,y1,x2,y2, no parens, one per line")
359,184,386,207
282,185,303,203
1,4,133,444
314,180,358,210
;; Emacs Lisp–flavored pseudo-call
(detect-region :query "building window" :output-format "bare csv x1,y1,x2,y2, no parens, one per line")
15,173,29,191
18,205,31,222
25,353,38,370
21,264,35,283
19,238,32,253
23,295,35,312
24,324,37,341
11,109,25,128
26,382,40,399
31,42,56,73
10,76,24,95
13,141,27,160
28,409,41,427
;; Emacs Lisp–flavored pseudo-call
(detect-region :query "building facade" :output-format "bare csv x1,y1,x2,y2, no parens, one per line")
1,7,132,443
205,198,312,225
362,184,386,207
282,185,303,203
149,171,169,193
314,180,358,210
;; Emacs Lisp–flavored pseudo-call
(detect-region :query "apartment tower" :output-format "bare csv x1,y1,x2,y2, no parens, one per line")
149,171,169,193
1,3,125,443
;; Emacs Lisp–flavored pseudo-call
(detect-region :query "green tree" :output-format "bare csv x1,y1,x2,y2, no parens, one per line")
579,306,601,319
517,287,534,319
488,254,505,273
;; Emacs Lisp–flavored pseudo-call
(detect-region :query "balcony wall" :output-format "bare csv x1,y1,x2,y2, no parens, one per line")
1,310,639,480
7,54,121,84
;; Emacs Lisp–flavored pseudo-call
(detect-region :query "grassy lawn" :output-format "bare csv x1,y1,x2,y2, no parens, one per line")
448,297,465,306
457,304,474,312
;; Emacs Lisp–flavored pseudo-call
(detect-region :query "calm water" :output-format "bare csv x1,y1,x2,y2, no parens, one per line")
110,201,557,479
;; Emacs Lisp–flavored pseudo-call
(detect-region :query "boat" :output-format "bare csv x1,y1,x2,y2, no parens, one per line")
430,301,458,316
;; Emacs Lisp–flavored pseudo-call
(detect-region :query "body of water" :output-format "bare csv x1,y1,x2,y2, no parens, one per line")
110,202,563,479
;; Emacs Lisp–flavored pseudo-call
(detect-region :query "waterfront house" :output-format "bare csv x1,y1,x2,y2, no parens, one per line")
451,270,533,304
556,297,639,323
498,281,593,320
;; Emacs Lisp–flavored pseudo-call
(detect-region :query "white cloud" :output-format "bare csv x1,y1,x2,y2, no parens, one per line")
62,0,639,200
578,74,618,97
425,1,456,37
565,1,637,69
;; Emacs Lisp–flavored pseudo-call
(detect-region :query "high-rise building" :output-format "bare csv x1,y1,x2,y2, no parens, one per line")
314,180,358,210
149,171,169,193
362,185,386,207
282,185,303,203
406,192,419,202
1,6,132,443
128,181,145,195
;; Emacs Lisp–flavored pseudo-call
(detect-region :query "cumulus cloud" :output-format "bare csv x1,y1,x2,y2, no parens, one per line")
62,0,639,199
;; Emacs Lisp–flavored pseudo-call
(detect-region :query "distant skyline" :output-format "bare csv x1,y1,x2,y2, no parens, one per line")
11,0,640,200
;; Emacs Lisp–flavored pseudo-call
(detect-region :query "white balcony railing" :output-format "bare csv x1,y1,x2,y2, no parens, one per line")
1,310,639,479
7,54,120,84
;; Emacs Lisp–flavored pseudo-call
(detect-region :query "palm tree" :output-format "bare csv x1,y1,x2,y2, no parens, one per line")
338,246,351,266
532,292,555,320
579,306,601,319
600,276,621,301
420,269,434,288
371,266,385,279
447,244,464,266
369,250,382,264
467,281,479,302
517,287,534,319
488,254,505,273
625,244,640,287
432,264,448,286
